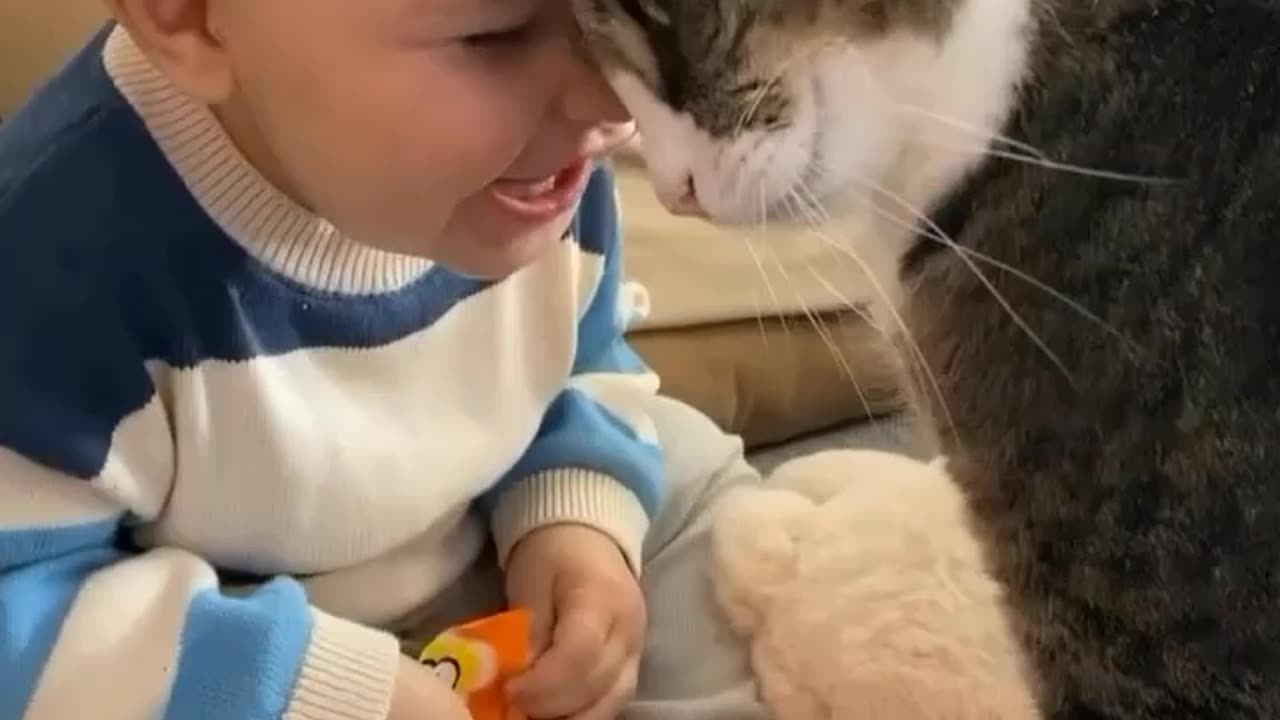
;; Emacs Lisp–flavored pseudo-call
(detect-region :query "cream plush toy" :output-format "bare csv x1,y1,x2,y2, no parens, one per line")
711,449,1042,720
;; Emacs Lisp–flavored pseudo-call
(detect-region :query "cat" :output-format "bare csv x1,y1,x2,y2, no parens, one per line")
573,0,1280,717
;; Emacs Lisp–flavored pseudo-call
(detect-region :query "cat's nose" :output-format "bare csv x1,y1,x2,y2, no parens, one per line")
658,174,706,218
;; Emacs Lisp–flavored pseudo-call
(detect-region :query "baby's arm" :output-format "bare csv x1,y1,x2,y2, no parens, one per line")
482,166,665,574
0,298,400,719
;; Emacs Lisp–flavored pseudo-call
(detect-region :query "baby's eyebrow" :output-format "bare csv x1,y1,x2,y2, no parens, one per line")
395,0,525,30
398,0,505,18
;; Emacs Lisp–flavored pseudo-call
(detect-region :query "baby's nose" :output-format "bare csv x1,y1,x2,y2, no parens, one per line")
562,52,632,127
657,173,706,218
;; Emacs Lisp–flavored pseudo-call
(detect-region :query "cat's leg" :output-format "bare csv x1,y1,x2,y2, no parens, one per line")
710,485,814,636
624,394,772,720
751,641,830,720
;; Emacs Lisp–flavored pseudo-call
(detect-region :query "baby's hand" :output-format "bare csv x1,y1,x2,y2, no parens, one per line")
504,524,646,720
388,654,474,720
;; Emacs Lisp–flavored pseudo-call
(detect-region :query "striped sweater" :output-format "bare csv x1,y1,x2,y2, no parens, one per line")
0,24,663,720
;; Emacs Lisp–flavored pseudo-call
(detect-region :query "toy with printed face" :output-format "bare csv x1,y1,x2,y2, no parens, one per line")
420,630,495,693
418,608,531,720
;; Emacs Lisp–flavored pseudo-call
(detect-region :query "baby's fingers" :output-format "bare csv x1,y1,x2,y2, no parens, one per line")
508,604,619,718
570,657,639,720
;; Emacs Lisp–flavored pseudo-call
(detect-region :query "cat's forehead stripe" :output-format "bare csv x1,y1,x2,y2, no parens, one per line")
583,0,959,137
588,0,785,136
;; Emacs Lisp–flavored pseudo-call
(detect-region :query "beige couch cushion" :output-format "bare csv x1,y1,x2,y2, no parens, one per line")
630,314,904,448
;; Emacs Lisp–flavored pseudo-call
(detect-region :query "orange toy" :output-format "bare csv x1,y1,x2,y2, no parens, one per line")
417,608,532,720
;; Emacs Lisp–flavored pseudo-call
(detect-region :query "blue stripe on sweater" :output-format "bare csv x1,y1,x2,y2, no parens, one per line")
0,515,122,568
162,579,314,720
0,516,316,720
572,167,648,377
484,388,665,517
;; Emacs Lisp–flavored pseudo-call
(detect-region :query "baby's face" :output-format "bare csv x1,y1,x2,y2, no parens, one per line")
212,0,633,278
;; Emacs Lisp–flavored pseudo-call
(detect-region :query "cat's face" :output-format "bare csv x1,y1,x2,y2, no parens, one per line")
575,0,1030,228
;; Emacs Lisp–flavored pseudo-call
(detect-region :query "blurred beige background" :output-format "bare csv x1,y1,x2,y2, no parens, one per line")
0,0,107,115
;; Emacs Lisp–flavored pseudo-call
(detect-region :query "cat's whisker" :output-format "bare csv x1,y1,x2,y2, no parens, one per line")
760,189,879,424
841,172,1080,388
802,159,1139,354
733,52,813,138
778,181,879,324
749,183,771,349
955,249,1144,357
731,181,792,340
851,53,1171,186
839,47,1046,166
734,76,782,139
750,294,771,350
838,45,1051,171
906,136,1181,185
760,181,795,339
787,182,961,450
1039,1,1077,47
889,101,1051,161
760,202,818,337
802,259,910,424
738,234,793,338
804,263,885,336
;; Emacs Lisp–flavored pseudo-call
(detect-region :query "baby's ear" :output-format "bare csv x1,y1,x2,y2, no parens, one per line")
709,487,813,634
109,0,236,104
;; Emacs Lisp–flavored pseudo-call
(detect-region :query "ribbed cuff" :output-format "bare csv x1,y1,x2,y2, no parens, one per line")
491,469,650,576
283,608,402,720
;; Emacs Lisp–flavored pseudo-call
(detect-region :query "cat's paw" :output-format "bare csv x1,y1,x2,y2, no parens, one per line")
710,486,815,634
768,449,947,502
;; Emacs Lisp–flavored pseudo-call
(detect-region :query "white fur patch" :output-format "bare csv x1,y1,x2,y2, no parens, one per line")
607,0,1034,292
607,72,706,209
711,449,1042,719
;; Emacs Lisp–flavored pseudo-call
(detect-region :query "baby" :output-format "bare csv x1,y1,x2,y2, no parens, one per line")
0,1,770,719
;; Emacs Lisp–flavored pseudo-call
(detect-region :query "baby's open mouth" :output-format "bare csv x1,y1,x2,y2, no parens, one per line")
488,159,591,221
491,175,558,200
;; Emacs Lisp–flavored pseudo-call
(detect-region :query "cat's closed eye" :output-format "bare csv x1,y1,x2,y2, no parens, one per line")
618,0,671,27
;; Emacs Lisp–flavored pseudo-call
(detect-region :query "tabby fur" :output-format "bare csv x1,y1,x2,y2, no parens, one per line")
575,0,1280,716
